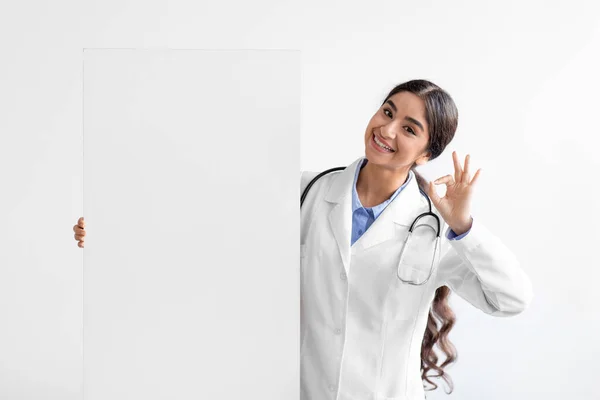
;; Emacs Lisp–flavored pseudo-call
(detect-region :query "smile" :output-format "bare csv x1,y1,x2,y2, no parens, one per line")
372,134,395,152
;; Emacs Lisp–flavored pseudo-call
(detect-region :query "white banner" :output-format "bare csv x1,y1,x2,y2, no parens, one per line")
83,49,300,400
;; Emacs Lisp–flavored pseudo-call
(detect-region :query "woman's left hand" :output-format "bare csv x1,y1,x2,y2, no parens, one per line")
426,151,481,236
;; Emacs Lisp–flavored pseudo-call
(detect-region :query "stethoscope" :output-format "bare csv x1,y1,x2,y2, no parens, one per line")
300,166,441,286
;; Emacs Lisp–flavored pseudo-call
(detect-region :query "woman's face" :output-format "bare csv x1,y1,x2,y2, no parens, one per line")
363,91,431,169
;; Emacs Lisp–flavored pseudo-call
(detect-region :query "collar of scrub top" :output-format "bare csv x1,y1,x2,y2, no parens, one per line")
351,157,412,218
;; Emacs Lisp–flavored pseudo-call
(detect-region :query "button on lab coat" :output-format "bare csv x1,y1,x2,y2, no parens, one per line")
300,156,533,400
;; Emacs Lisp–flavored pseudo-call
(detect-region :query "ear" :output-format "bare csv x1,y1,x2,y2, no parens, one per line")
414,150,431,166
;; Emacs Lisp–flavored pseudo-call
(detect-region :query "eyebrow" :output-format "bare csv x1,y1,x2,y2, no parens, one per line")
385,100,425,133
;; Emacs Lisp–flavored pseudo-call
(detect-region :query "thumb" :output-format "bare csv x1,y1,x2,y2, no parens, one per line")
427,181,441,207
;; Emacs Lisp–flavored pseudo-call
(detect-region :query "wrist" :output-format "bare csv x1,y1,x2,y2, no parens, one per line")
450,216,473,236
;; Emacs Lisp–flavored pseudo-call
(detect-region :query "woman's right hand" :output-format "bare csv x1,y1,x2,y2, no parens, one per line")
73,217,86,248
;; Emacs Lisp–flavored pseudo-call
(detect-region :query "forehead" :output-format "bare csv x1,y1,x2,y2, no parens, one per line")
387,91,426,117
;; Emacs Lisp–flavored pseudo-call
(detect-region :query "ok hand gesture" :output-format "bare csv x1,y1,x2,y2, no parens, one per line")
426,151,481,235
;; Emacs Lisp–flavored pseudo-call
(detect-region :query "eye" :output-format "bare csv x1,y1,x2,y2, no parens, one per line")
383,108,416,135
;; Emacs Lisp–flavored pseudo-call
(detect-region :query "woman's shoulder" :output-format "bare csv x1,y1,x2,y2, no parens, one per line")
300,170,342,195
300,170,320,192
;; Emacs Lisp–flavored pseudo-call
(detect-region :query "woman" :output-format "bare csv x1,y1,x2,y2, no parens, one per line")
298,79,532,399
73,79,533,399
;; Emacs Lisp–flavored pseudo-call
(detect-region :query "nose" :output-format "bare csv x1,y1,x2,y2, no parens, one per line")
379,127,395,140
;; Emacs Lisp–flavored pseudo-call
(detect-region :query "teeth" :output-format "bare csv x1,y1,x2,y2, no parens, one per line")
374,135,394,152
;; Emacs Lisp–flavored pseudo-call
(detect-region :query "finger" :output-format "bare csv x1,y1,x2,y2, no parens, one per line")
462,154,471,183
433,174,455,187
78,241,84,248
428,181,441,206
470,168,482,186
74,233,85,241
73,226,85,235
78,217,85,228
453,151,463,183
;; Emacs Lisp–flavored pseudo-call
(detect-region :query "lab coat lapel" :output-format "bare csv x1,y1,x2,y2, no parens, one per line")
357,167,429,250
324,157,429,277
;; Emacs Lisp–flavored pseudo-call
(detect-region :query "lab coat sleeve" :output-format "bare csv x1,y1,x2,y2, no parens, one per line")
446,224,471,240
435,219,533,317
300,170,320,242
300,170,312,194
300,170,321,198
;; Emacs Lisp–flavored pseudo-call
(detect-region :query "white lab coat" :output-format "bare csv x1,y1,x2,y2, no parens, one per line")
300,156,533,400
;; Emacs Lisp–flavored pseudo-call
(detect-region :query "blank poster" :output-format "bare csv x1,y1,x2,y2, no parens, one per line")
82,49,300,400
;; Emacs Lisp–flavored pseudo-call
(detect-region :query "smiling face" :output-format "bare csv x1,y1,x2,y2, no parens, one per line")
364,91,431,170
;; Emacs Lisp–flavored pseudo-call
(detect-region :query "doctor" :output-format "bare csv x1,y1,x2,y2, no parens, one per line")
299,79,533,399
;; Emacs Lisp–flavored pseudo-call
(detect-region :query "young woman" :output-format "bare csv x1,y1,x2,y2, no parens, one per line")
73,79,533,400
298,79,532,399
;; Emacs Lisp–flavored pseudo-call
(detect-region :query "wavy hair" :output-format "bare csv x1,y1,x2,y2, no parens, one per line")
380,79,459,393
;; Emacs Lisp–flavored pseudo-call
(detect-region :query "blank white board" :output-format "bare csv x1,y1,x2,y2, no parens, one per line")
83,49,300,400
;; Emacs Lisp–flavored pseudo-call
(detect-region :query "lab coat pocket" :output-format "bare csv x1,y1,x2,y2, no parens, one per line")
395,222,441,285
371,229,428,321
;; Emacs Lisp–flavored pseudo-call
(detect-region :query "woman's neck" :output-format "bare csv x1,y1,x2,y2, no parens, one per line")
356,161,410,208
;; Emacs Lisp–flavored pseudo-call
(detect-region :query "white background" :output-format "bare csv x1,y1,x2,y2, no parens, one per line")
0,0,599,399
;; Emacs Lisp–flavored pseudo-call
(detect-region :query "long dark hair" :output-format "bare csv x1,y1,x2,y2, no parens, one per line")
381,79,459,393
